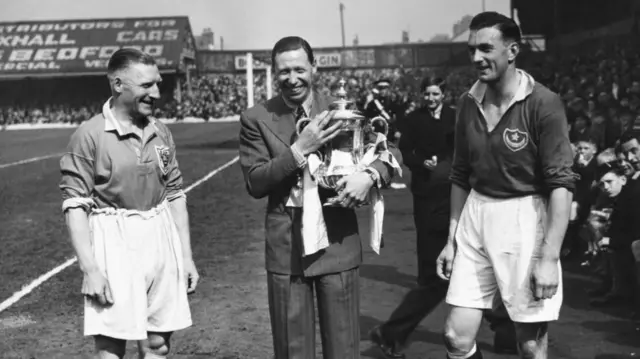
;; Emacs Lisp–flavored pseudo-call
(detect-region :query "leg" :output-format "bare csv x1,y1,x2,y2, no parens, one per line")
484,195,562,359
444,191,500,358
631,240,640,319
485,293,517,354
84,214,149,342
94,335,126,359
315,267,360,359
267,272,316,359
443,307,485,357
378,227,449,347
514,322,548,359
137,332,172,359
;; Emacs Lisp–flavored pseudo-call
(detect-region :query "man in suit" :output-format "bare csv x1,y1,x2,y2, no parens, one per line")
368,77,456,358
238,36,401,359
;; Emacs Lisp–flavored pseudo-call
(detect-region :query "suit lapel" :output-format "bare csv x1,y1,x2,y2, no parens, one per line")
262,96,296,146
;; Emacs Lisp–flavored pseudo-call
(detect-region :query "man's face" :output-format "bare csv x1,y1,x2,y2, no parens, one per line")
375,82,391,99
621,138,640,171
423,85,444,110
599,172,626,198
274,48,314,104
468,26,516,83
115,63,162,118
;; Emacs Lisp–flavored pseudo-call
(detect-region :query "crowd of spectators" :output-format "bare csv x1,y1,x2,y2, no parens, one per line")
0,64,478,126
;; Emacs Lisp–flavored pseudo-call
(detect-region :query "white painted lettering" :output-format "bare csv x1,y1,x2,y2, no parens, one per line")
9,49,32,61
57,48,77,60
99,46,119,59
33,48,56,61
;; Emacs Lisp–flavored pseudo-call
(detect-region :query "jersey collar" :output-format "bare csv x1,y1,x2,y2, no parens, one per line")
103,97,157,137
468,69,535,107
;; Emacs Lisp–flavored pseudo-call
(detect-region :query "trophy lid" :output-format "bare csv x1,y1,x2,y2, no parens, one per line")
332,78,351,111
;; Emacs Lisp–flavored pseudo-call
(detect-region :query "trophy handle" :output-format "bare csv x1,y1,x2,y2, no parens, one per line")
296,117,312,135
370,116,389,136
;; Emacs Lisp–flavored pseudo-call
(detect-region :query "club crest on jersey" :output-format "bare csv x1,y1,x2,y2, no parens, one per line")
503,128,529,152
155,145,171,175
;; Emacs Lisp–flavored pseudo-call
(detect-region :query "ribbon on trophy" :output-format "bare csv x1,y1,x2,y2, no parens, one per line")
300,132,402,257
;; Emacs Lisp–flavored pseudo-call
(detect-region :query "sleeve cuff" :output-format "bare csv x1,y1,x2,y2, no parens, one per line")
62,197,96,213
167,190,187,202
290,143,307,168
364,167,382,188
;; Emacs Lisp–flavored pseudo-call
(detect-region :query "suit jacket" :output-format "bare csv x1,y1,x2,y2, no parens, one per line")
239,90,401,276
399,105,456,196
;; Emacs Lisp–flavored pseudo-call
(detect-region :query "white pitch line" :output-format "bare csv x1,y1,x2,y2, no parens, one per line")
0,153,63,170
0,155,240,314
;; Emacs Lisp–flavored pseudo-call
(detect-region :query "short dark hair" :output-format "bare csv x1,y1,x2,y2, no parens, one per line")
420,76,447,93
271,36,314,67
619,130,640,146
469,11,521,43
107,48,156,76
596,161,627,180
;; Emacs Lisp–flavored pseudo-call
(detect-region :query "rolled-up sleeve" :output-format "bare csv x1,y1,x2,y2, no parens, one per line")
449,98,472,190
538,94,578,192
164,128,185,201
59,125,97,212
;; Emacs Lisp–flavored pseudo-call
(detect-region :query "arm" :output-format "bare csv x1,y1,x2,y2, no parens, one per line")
169,196,192,260
59,125,98,275
537,95,578,261
238,111,302,199
448,98,473,243
162,127,193,260
448,184,471,245
65,208,99,274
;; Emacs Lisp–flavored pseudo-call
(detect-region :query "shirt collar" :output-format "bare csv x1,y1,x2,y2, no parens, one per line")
432,103,443,120
103,97,157,136
282,92,313,117
468,69,535,107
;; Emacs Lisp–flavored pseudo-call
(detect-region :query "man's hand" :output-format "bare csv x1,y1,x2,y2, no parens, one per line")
294,110,343,156
576,154,589,167
598,237,610,248
334,171,374,208
424,155,438,170
436,242,456,280
184,258,199,294
530,257,560,300
82,269,113,306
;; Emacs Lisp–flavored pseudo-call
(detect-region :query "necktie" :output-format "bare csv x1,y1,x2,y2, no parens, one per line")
295,106,306,122
292,106,306,200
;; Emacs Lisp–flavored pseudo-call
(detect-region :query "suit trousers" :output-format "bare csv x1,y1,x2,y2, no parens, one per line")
379,195,449,346
267,268,360,359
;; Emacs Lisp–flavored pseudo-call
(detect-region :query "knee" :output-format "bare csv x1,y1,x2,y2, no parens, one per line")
95,335,126,358
140,333,171,358
631,240,640,261
517,340,539,359
443,323,475,353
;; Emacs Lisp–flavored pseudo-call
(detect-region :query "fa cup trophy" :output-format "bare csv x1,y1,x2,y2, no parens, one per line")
295,78,389,207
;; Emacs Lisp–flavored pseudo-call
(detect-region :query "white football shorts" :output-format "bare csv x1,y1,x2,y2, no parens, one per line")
446,190,563,323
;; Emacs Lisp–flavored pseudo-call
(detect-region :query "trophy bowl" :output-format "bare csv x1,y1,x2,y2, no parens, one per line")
295,78,389,206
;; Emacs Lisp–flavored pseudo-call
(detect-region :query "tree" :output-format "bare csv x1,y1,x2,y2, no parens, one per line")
452,14,473,39
429,33,451,43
